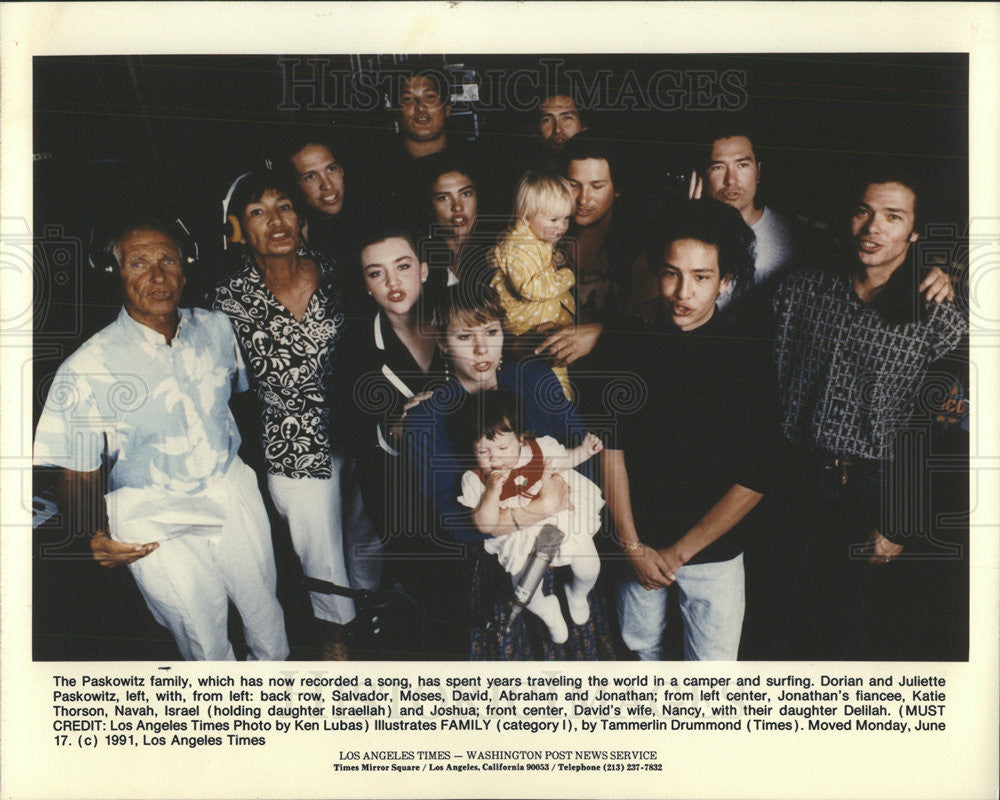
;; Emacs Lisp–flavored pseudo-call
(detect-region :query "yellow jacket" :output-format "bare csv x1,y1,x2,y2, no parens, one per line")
491,222,575,336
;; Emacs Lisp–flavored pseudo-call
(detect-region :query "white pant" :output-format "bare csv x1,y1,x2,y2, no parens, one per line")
618,553,745,661
109,458,289,661
268,455,382,625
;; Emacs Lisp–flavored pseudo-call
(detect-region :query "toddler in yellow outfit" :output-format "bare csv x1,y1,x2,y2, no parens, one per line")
491,172,576,397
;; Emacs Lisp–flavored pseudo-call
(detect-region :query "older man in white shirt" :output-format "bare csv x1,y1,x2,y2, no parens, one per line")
34,220,288,661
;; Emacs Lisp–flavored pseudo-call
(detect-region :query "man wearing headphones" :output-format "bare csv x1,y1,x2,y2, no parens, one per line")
33,219,289,661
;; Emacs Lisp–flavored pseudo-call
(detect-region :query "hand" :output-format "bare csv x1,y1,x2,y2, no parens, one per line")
688,171,703,200
919,267,955,304
484,468,510,494
626,544,675,589
527,321,561,336
90,532,158,568
657,543,688,581
535,323,603,367
566,434,603,469
581,432,603,457
402,391,433,415
868,530,903,565
528,472,572,517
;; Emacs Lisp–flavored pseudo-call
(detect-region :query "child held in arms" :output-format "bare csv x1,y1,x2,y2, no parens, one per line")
491,172,577,397
457,391,604,643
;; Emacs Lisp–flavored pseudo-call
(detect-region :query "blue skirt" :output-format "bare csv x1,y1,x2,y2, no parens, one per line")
468,544,617,661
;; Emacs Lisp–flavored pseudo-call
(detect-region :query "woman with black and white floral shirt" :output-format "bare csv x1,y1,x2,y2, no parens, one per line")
211,172,378,660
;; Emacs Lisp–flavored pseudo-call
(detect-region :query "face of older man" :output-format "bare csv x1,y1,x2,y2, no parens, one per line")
538,95,586,154
117,229,185,330
566,157,617,228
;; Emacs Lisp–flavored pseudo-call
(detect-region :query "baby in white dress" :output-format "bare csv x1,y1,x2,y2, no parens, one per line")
457,391,604,643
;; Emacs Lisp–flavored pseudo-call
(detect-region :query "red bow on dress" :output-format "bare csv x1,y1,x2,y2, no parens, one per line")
476,438,545,501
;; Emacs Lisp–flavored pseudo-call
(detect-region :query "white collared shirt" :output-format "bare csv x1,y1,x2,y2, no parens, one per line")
34,307,247,495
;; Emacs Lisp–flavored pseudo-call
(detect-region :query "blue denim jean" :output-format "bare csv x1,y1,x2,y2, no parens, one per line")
618,553,745,661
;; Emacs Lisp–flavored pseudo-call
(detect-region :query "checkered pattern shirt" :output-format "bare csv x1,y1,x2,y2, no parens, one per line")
773,267,966,461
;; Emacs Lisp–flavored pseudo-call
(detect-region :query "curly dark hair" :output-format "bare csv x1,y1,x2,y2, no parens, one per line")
645,198,756,299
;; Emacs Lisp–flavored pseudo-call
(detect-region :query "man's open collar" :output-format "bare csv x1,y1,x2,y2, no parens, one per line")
116,305,189,346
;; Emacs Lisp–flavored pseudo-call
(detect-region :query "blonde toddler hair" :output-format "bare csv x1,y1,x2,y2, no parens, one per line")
513,171,576,225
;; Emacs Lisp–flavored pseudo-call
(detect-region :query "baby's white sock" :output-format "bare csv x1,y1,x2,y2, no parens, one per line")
526,591,568,644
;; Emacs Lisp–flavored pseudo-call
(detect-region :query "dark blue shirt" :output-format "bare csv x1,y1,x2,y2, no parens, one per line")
403,358,588,542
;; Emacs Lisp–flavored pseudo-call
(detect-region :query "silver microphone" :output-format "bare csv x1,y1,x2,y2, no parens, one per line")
504,524,565,634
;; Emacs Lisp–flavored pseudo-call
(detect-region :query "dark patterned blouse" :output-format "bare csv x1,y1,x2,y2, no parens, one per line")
210,249,343,478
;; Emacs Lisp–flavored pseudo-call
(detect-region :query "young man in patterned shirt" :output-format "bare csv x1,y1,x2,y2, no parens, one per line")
771,175,967,659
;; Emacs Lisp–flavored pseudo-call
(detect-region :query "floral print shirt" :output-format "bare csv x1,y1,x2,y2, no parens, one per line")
211,250,344,478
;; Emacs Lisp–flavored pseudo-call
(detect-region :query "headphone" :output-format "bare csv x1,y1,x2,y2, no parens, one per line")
221,162,310,252
221,170,252,250
87,217,200,275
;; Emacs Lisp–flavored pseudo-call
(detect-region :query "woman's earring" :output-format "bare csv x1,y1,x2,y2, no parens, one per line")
497,355,503,371
444,359,451,379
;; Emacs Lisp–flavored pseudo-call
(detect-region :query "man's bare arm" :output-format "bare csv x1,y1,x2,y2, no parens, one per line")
658,484,763,575
601,449,674,589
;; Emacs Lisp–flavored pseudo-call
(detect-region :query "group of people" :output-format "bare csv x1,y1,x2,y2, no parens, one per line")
34,69,967,662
